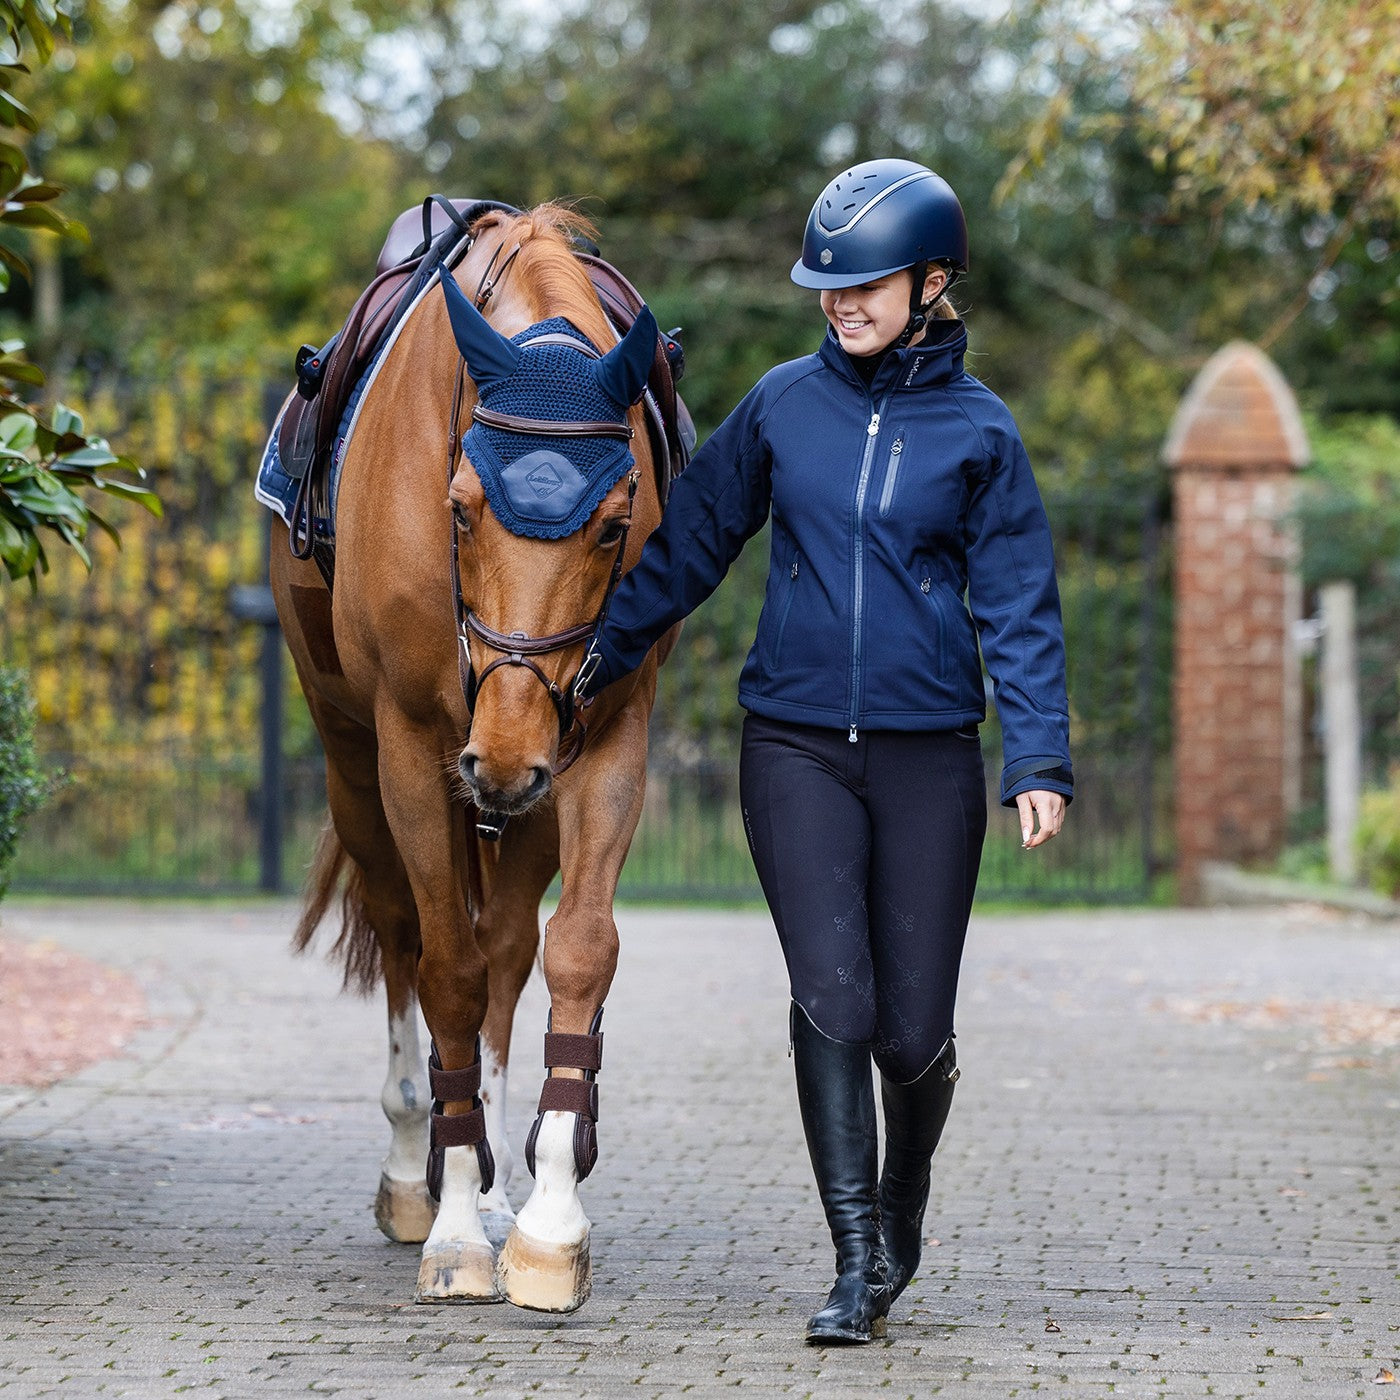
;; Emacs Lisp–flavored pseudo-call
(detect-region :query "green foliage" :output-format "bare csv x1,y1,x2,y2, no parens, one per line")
0,398,158,584
0,662,46,897
19,0,421,361
1295,413,1400,771
1357,772,1400,899
0,0,160,585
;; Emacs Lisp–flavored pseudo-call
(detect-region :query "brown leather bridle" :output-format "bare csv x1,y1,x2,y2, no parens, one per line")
445,251,642,831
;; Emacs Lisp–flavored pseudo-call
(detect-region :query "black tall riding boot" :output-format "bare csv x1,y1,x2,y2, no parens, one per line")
790,1002,890,1344
878,1038,959,1305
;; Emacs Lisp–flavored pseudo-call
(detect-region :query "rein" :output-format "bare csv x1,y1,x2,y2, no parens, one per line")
445,250,641,826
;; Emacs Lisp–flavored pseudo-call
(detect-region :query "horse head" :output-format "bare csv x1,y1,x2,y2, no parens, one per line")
441,210,660,815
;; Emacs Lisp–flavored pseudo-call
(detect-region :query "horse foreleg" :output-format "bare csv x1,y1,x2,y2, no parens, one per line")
372,711,499,1304
475,808,560,1243
498,699,649,1313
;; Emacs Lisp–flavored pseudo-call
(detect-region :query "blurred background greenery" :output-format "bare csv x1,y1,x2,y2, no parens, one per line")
0,0,1396,901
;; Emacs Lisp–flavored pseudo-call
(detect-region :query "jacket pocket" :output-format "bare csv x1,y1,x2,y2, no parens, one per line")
877,430,906,518
918,569,948,675
769,551,800,665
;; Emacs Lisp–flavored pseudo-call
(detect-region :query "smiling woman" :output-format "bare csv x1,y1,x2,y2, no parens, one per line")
585,157,1073,1346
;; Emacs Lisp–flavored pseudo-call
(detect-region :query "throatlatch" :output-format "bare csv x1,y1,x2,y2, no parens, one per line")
425,1038,496,1203
524,1007,604,1182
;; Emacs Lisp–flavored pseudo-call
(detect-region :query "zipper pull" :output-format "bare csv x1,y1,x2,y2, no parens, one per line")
849,724,858,743
891,436,904,455
790,558,799,580
867,411,880,438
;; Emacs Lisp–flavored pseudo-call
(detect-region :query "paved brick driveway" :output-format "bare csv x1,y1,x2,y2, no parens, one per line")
0,899,1396,1398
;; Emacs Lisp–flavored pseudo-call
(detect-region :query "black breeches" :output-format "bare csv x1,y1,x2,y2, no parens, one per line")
739,715,987,1084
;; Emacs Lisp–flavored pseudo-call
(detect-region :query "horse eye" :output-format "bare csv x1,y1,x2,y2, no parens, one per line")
451,501,471,531
597,519,626,547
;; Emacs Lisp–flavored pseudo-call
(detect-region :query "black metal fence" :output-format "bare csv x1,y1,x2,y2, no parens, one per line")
3,370,1170,902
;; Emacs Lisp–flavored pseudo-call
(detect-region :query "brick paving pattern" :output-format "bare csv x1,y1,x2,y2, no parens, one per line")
0,899,1397,1398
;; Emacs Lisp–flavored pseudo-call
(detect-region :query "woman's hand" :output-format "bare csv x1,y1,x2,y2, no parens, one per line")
1016,790,1066,849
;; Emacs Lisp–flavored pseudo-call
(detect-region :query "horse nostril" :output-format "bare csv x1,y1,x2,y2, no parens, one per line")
527,766,552,801
458,752,479,785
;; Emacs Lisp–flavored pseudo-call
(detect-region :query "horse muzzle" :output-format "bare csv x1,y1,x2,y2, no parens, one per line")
458,750,553,816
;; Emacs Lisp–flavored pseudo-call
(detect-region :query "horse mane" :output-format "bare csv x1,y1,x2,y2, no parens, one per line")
472,203,613,346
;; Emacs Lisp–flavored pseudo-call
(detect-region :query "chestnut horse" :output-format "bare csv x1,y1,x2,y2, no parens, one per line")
270,204,671,1312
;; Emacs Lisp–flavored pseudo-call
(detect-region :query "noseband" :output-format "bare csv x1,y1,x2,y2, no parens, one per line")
445,255,640,819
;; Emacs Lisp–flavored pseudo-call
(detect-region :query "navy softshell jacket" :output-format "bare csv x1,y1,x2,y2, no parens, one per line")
591,321,1073,808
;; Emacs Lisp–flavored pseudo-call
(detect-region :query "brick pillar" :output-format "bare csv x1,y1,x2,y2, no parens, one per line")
1163,342,1309,902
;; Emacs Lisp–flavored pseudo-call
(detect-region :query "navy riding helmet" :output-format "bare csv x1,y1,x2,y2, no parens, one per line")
791,158,968,290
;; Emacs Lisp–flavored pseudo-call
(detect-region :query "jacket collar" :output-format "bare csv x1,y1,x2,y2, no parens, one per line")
818,318,968,395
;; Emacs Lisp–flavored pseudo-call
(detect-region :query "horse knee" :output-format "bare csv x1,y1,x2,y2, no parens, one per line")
542,911,619,1002
417,949,489,1046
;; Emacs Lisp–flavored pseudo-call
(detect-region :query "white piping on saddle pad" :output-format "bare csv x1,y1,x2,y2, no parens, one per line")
253,232,474,527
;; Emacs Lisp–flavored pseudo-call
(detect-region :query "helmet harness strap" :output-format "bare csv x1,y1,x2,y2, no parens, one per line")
896,258,931,350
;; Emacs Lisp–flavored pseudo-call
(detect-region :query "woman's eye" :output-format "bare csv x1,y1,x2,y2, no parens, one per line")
597,519,626,547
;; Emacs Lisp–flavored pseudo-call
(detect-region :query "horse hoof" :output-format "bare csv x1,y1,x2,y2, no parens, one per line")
497,1226,592,1313
374,1174,435,1244
414,1242,501,1303
480,1208,516,1251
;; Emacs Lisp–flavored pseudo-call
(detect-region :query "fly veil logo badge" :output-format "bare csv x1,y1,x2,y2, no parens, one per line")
526,461,565,499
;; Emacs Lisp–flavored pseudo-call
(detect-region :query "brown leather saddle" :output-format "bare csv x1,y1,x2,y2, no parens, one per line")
276,196,693,589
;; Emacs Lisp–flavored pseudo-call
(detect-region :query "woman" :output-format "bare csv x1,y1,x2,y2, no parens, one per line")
587,159,1072,1343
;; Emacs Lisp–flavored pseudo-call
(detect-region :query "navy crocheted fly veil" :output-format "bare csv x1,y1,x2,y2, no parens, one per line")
461,317,636,540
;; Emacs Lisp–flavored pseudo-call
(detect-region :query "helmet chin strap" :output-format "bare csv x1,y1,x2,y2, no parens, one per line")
896,259,931,350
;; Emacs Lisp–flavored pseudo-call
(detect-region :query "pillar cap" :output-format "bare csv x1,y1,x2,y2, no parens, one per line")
1163,340,1309,470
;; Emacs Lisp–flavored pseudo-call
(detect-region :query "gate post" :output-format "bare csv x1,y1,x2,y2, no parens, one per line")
1163,342,1309,902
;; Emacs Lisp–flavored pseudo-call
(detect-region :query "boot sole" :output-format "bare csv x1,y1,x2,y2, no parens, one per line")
806,1316,887,1344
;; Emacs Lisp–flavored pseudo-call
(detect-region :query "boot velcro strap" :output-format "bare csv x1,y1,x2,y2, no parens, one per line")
543,1031,603,1072
429,1059,482,1103
537,1077,599,1120
430,1106,486,1148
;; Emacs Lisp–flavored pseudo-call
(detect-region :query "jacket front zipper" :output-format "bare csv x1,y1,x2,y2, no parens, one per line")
849,395,892,741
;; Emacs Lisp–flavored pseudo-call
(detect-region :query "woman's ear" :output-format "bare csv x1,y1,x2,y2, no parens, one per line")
922,267,948,307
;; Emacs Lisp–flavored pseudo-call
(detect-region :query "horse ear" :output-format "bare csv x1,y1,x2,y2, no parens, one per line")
595,305,658,408
440,270,521,389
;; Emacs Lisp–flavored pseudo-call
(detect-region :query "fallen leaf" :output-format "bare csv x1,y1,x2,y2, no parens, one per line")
1270,1311,1332,1321
1278,1187,1306,1197
1373,1369,1396,1385
1044,1319,1061,1333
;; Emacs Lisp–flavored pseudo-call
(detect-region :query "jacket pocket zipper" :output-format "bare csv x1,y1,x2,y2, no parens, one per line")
877,433,905,518
771,554,799,663
921,573,948,674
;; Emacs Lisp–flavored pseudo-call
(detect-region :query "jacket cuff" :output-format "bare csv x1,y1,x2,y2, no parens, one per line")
587,631,628,694
1000,759,1074,810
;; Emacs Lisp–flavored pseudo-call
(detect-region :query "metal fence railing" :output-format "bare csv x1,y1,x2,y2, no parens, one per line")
3,372,1169,903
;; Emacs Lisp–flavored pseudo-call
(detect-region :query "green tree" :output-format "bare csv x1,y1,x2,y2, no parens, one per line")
0,0,158,587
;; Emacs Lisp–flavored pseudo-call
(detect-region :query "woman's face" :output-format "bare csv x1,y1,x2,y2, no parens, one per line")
820,267,946,356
